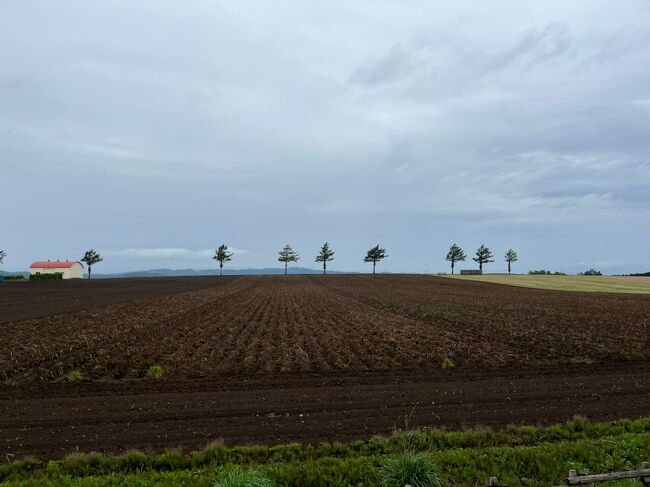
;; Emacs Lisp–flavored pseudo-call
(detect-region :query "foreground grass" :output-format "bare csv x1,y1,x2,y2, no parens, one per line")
2,417,650,486
446,274,650,294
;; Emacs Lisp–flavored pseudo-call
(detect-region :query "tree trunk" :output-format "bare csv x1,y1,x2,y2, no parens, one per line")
508,261,511,274
479,261,483,272
323,261,326,275
220,262,223,276
88,266,91,280
451,261,454,274
284,261,287,275
372,261,376,274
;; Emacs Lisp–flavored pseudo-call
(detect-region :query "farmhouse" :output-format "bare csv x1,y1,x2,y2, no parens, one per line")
30,260,84,279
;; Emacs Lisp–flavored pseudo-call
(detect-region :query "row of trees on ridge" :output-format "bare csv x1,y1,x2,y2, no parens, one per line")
2,244,517,277
212,243,515,275
446,244,519,274
0,245,608,277
213,243,389,275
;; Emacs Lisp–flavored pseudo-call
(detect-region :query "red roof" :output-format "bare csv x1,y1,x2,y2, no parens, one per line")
30,261,82,269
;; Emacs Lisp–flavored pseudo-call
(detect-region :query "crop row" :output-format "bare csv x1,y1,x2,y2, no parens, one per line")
2,275,649,383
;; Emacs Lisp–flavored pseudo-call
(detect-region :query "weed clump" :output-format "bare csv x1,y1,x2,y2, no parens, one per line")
569,357,593,365
215,466,274,487
440,357,455,369
66,370,85,382
146,364,165,379
61,452,103,476
379,451,443,487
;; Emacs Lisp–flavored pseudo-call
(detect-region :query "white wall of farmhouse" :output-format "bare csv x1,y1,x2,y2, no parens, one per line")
30,262,84,279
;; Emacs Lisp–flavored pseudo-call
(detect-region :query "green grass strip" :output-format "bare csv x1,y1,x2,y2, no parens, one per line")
2,417,649,486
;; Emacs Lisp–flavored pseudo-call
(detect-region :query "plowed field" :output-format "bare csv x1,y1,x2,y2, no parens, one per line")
2,275,649,382
1,275,649,460
0,276,236,324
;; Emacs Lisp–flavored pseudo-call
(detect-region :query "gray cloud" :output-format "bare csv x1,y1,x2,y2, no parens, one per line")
1,1,649,274
103,247,249,260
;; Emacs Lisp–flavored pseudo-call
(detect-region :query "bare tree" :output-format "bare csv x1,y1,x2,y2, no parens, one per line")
213,244,234,276
504,249,518,274
81,249,103,279
315,242,335,275
472,245,494,272
278,244,299,275
364,245,387,274
445,243,466,274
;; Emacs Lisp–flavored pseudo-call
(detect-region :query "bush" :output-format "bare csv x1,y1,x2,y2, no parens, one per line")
147,364,165,379
215,467,274,487
528,270,567,275
29,272,63,281
379,452,443,487
580,268,602,276
3,275,25,280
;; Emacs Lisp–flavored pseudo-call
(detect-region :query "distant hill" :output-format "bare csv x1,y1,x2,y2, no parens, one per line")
0,270,29,278
88,267,352,278
1,267,356,279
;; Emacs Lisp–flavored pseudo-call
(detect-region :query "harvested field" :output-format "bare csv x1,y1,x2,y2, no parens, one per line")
447,274,650,293
1,275,650,461
1,275,649,382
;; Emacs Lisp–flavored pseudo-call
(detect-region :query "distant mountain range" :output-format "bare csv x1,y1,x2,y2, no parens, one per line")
1,267,353,279
88,267,351,278
0,270,29,278
86,267,358,278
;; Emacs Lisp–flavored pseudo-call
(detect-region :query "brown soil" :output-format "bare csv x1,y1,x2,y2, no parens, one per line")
2,275,649,382
1,275,649,460
2,364,650,460
0,276,237,324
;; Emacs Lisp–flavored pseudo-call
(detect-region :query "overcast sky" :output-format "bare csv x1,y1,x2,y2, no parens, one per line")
2,1,650,274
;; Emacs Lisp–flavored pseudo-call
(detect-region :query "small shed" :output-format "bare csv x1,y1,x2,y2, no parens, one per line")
30,260,84,279
460,269,483,275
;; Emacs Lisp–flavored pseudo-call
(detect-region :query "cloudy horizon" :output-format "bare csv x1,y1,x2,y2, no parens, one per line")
2,1,650,275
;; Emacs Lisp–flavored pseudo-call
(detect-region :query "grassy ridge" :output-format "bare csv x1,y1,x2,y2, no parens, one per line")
2,417,650,486
446,275,650,294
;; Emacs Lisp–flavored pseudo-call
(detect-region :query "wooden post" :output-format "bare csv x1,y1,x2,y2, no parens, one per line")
566,468,650,485
642,462,649,485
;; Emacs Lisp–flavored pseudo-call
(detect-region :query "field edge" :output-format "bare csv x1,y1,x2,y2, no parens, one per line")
2,416,649,486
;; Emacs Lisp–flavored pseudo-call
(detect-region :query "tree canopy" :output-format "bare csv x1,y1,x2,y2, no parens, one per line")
213,244,234,276
315,242,335,275
504,249,518,274
580,268,602,276
445,244,466,274
278,244,300,275
364,245,387,274
81,249,103,279
472,245,494,272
